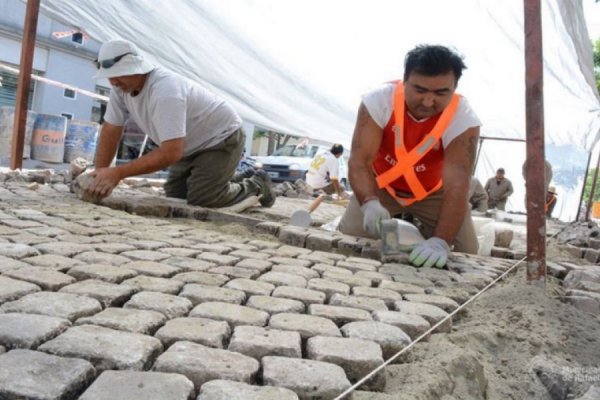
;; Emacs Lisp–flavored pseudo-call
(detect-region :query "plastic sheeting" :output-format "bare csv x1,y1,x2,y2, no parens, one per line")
36,0,600,220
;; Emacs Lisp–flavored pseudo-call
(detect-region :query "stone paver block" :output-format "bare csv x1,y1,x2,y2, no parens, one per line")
322,271,373,288
308,304,372,326
180,283,246,305
198,379,299,400
305,233,340,252
335,260,378,273
307,278,350,300
79,370,194,400
340,321,411,360
121,275,184,294
312,263,353,276
372,311,430,341
153,341,259,389
402,293,460,313
163,256,216,272
159,247,202,258
346,257,382,268
0,276,41,304
224,278,275,296
355,271,393,284
121,261,181,278
92,242,138,254
269,257,313,268
255,221,282,236
129,239,169,250
76,307,166,334
0,255,30,273
173,271,230,286
379,280,426,295
351,286,402,307
0,243,40,258
120,250,171,262
229,249,271,260
1,291,102,321
272,264,320,280
0,313,71,349
3,267,75,291
189,302,269,328
266,245,313,258
23,254,83,271
125,291,192,319
0,349,95,400
154,317,231,348
197,252,240,266
258,271,307,288
74,251,131,266
329,294,388,312
246,295,305,315
394,300,452,333
278,226,309,248
228,325,302,360
269,313,340,339
39,325,163,372
272,286,326,306
191,243,233,254
235,258,273,273
208,266,261,279
68,264,138,283
34,242,95,257
306,335,384,390
262,356,350,400
60,279,136,308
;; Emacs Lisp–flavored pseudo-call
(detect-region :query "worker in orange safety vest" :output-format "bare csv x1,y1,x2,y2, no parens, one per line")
338,45,481,268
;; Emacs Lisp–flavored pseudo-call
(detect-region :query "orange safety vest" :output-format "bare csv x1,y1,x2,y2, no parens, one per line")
545,193,557,213
374,81,461,206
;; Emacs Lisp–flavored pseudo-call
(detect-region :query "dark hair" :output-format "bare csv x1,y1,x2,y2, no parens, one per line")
497,168,505,174
403,45,466,83
330,144,344,155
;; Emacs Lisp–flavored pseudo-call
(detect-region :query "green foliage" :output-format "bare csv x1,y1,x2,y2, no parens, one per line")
595,39,600,93
583,168,600,204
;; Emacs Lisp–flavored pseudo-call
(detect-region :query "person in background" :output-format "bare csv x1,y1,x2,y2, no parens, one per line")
338,44,481,268
305,144,347,213
468,176,488,212
87,39,275,208
485,168,513,210
546,186,558,218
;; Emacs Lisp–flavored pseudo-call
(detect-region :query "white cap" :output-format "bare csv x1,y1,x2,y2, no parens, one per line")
94,39,155,79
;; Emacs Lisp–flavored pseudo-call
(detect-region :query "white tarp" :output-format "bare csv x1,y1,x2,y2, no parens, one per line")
36,0,600,220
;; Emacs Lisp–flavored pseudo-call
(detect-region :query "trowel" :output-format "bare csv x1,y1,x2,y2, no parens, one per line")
380,219,402,255
289,209,312,227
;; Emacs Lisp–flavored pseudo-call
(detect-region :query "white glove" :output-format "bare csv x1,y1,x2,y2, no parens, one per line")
409,237,450,268
360,199,391,237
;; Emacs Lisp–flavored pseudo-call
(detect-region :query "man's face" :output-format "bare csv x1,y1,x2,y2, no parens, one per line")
404,71,457,119
108,75,140,93
496,172,505,180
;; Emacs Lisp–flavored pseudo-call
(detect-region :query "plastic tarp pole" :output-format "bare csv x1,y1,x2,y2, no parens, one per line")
524,0,546,286
577,151,592,221
10,0,40,170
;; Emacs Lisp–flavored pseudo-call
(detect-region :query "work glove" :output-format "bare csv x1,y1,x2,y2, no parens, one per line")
360,199,391,237
409,237,450,268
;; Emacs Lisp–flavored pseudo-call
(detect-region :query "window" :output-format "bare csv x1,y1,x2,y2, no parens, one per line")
63,88,76,99
0,64,37,108
91,85,110,124
61,113,73,120
71,32,84,45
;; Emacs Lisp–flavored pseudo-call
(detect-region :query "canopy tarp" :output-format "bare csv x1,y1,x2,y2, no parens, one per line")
36,0,600,220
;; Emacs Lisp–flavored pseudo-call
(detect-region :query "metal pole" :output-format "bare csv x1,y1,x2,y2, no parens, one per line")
524,0,546,286
473,137,484,175
10,0,40,170
586,150,600,221
577,150,592,221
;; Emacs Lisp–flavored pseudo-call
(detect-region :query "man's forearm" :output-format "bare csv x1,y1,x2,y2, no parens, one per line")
95,128,123,168
331,179,342,196
349,164,377,204
113,148,177,180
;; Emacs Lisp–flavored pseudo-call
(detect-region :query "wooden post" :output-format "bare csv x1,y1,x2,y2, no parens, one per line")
10,0,40,170
586,150,600,221
577,150,592,221
524,0,546,286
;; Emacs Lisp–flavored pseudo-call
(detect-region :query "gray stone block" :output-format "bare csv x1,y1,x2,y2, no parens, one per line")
0,349,95,400
93,242,138,254
329,294,388,312
269,313,340,339
254,221,282,236
351,286,402,307
74,251,131,266
306,335,384,390
39,325,163,372
271,264,320,280
307,278,350,300
354,271,393,284
79,370,194,400
224,278,275,296
60,279,136,307
76,307,166,334
341,321,411,360
0,275,41,304
189,302,269,327
197,252,240,266
269,257,313,268
305,233,339,252
235,258,273,273
197,379,299,400
311,263,353,276
3,267,75,291
258,271,308,288
229,249,271,260
34,241,95,257
163,256,216,272
278,226,309,248
0,243,41,258
494,228,513,248
180,283,246,305
121,275,184,294
378,280,426,295
158,247,202,258
1,291,102,321
125,291,193,319
322,271,373,288
191,243,233,255
565,295,600,313
68,264,138,283
0,313,70,349
394,300,452,333
272,286,326,305
402,293,460,313
308,304,372,326
172,271,230,286
336,260,378,273
121,261,181,278
208,266,261,279
153,341,259,389
154,317,231,349
246,295,305,314
372,310,430,341
23,254,83,271
228,325,302,360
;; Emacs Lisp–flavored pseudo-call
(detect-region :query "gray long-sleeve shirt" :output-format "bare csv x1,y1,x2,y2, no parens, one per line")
485,177,514,202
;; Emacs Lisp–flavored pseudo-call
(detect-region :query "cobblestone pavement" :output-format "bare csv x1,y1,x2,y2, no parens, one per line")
0,178,516,400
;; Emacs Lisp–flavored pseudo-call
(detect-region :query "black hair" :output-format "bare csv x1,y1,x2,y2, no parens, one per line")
403,45,466,83
330,144,344,155
497,168,505,174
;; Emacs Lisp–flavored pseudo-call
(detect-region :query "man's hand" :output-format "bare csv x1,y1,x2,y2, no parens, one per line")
409,237,450,268
88,168,122,199
360,199,391,237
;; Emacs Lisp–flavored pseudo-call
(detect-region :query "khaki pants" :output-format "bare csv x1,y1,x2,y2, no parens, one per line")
489,198,507,211
338,187,479,254
164,129,260,207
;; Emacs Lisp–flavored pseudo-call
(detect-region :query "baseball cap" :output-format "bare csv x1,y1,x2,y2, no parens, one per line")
93,39,155,79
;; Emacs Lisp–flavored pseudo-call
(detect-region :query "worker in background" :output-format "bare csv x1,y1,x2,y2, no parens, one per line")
339,44,481,268
305,144,347,212
485,168,513,210
468,176,488,212
546,186,558,218
87,39,275,208
522,159,553,209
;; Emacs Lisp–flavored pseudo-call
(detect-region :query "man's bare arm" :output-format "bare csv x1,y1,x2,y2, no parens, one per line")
113,138,185,180
433,127,480,244
348,103,384,205
94,122,124,168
